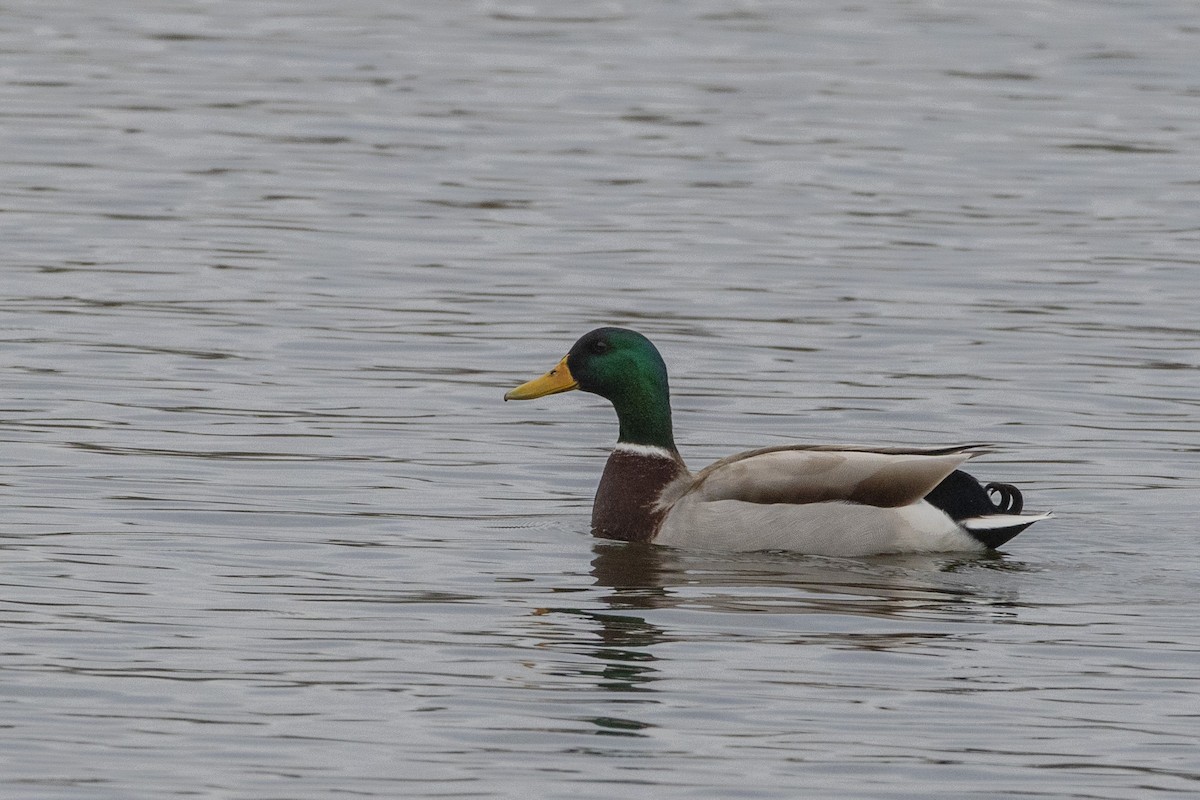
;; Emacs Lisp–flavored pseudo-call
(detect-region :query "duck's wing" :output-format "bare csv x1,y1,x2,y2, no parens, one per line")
670,444,984,509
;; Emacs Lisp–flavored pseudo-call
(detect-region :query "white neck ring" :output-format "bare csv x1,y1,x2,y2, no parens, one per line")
613,442,676,459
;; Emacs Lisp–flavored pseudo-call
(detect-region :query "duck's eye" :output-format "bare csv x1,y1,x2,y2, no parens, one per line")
590,340,609,355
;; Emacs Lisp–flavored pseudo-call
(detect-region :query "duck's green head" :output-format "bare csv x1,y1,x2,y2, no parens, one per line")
505,327,676,450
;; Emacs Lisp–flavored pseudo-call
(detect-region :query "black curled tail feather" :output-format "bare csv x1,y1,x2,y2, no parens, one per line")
985,482,1023,514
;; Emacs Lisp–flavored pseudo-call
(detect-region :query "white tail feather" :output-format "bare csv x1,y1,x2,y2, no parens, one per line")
962,511,1054,531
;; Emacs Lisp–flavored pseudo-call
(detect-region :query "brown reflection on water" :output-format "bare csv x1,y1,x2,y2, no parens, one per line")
592,539,1023,613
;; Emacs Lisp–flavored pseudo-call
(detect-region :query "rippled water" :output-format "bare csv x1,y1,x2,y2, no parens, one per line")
3,2,1199,798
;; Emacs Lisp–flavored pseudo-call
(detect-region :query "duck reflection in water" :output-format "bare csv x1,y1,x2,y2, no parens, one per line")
589,539,1029,623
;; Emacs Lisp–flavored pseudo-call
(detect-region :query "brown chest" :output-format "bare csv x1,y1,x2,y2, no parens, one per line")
591,448,688,542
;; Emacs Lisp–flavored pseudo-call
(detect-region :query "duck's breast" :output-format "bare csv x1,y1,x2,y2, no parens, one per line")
592,444,689,542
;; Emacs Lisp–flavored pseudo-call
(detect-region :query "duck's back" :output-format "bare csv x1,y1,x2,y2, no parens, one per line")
652,445,983,555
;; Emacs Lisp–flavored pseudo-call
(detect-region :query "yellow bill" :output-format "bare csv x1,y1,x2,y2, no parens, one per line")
504,356,578,401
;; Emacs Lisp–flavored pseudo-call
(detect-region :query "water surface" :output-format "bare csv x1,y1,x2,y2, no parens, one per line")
2,2,1199,798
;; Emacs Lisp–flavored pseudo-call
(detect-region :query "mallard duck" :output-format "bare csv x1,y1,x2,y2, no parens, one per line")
505,327,1051,556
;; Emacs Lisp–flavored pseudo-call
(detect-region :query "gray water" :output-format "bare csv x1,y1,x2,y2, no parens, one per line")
2,2,1199,798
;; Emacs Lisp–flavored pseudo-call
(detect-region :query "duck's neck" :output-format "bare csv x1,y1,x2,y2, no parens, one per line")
609,374,676,451
592,443,688,543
